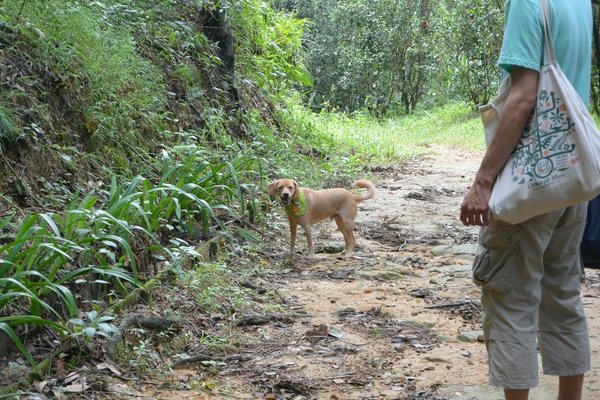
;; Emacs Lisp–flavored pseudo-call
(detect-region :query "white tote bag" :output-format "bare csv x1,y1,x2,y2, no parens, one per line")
479,0,600,225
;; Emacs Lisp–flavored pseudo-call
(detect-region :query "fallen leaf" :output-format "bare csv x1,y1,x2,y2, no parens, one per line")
64,383,90,393
96,362,122,376
63,372,79,385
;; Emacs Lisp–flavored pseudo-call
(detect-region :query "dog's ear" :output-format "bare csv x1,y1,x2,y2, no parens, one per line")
268,180,279,197
292,180,300,199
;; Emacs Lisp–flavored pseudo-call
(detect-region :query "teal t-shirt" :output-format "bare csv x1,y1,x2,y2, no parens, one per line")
499,0,592,106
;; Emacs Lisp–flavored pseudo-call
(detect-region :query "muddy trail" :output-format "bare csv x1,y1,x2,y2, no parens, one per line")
8,146,600,400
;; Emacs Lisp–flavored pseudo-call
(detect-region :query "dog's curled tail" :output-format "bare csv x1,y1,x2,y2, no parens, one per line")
353,179,375,202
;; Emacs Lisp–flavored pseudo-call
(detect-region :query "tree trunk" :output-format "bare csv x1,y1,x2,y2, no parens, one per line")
202,7,239,103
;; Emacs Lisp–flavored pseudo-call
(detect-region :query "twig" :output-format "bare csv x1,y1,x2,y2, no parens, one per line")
424,300,477,309
172,353,253,368
398,238,408,250
316,373,356,381
17,0,27,20
0,193,25,217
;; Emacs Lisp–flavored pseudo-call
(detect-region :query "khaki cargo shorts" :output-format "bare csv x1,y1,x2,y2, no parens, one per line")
472,204,590,389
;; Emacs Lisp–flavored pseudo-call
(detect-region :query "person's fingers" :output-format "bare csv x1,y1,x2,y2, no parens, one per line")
460,204,468,226
467,211,485,227
461,198,490,226
465,214,477,226
481,210,489,226
461,208,475,226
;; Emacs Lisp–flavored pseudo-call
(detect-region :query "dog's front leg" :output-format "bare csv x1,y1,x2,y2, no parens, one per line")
304,224,314,257
289,220,297,255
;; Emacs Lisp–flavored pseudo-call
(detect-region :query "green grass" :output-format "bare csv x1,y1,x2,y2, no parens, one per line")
5,0,166,151
267,99,486,188
312,103,485,166
0,106,17,147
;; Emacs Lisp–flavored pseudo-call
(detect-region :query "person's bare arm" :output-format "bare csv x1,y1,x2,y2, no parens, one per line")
460,67,539,226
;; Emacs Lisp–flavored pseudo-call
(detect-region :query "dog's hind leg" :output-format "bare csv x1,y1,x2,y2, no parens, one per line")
334,216,356,256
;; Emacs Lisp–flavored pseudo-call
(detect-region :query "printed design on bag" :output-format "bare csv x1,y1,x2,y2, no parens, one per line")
508,89,577,189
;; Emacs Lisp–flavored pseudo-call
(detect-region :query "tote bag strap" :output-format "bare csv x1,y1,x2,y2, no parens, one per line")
540,0,556,64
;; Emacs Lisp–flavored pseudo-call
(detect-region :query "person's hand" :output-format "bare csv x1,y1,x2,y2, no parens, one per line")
460,181,493,226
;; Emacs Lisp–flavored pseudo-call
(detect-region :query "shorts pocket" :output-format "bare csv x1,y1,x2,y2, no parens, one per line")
472,225,521,293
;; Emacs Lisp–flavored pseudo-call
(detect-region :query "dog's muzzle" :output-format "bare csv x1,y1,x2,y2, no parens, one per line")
281,193,290,205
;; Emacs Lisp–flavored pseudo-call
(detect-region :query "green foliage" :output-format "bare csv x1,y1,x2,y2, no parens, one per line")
430,0,504,106
278,0,504,113
282,0,434,113
104,147,261,236
231,0,312,92
0,208,140,366
68,310,118,343
0,317,67,366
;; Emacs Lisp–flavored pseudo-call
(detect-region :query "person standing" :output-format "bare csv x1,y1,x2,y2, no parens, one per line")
460,1,593,399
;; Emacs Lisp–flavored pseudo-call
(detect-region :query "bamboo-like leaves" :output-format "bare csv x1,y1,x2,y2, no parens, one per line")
0,149,258,363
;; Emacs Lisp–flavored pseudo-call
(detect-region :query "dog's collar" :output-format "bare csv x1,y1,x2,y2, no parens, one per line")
284,189,306,217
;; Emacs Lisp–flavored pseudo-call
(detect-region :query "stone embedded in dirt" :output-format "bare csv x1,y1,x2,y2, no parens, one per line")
457,331,484,343
336,307,359,317
431,245,453,256
354,268,415,280
431,264,471,274
355,269,396,280
424,356,450,363
431,244,478,257
409,288,432,299
330,344,357,354
393,342,406,351
428,238,453,245
326,268,355,280
318,243,345,254
452,243,478,255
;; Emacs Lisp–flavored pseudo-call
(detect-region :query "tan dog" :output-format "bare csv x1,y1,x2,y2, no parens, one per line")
268,179,375,257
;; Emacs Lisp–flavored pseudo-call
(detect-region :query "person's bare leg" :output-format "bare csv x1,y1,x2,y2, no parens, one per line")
558,374,584,400
504,389,529,400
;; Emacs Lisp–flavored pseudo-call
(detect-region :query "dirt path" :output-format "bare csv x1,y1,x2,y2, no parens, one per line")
209,144,600,399
64,145,600,400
